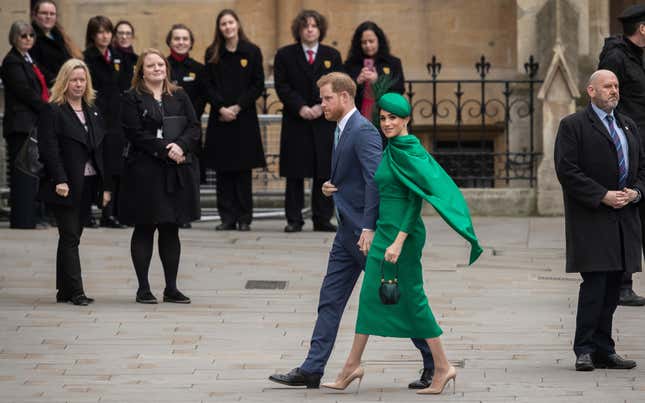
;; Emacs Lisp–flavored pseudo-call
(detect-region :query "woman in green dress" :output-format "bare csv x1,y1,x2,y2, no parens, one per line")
321,93,482,395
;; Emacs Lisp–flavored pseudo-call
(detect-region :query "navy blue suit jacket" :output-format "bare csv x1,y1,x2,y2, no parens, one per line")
330,110,382,235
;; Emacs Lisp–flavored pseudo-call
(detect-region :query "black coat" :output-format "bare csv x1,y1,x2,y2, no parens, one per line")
344,54,405,110
598,36,645,131
84,46,131,175
554,105,645,274
118,50,138,92
1,48,47,136
37,102,110,207
119,88,201,225
30,23,72,86
168,55,206,118
202,41,266,171
274,43,343,178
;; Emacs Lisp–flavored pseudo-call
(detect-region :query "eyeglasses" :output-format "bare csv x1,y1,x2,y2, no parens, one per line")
20,33,36,39
116,31,133,37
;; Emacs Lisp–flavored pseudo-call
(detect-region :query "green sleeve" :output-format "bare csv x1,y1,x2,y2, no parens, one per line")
400,189,422,234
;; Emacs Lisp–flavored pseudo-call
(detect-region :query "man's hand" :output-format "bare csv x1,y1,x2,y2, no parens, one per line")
602,190,630,209
322,180,337,197
310,104,323,119
299,106,315,120
623,187,639,203
357,230,374,256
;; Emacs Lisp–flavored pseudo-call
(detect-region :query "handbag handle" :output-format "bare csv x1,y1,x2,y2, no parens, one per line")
380,260,399,284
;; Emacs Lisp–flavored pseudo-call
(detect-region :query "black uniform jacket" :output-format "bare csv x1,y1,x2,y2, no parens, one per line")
598,36,645,131
84,45,131,175
118,88,201,225
30,23,72,86
273,43,343,178
37,102,111,207
1,47,48,135
168,55,206,118
555,105,645,274
202,40,266,171
344,54,405,109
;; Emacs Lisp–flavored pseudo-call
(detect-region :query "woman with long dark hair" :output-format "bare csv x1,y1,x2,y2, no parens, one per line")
113,20,138,90
203,10,266,231
120,48,201,304
344,21,405,121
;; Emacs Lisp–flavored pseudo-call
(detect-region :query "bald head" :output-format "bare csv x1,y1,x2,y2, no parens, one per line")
587,69,620,113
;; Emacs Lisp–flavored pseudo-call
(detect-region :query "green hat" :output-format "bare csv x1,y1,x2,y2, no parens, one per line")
378,92,412,118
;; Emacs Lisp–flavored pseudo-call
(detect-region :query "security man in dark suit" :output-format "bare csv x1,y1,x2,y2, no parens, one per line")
274,10,343,233
555,70,645,372
598,4,645,306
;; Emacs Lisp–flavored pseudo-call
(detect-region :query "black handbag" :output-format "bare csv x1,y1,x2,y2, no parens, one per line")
379,260,400,305
14,128,44,178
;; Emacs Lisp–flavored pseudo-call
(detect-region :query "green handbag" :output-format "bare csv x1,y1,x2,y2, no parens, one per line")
379,260,400,305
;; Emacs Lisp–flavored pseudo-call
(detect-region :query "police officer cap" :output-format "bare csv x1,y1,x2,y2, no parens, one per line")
378,93,411,118
618,4,645,23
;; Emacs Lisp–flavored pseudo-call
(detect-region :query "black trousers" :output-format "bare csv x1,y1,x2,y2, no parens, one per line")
6,132,42,228
216,170,252,225
573,270,622,357
285,177,333,226
50,176,97,299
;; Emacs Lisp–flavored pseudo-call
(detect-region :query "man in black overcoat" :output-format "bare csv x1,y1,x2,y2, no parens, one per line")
598,4,645,306
274,10,342,232
555,70,645,372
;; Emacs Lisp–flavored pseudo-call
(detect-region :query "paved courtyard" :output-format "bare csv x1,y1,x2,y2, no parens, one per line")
0,217,644,402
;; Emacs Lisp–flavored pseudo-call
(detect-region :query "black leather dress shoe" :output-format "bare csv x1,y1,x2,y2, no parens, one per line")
69,294,90,306
618,289,645,306
575,353,594,371
85,217,100,228
238,223,251,231
408,368,434,389
101,216,127,228
268,367,321,388
136,290,158,304
313,221,337,232
163,289,191,304
284,223,303,233
216,223,237,231
593,353,637,369
80,294,94,304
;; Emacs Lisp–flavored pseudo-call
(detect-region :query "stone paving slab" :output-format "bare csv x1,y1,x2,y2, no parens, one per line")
0,217,644,402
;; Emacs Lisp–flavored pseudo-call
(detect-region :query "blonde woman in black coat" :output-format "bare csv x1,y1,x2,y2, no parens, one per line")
38,59,112,306
119,48,201,304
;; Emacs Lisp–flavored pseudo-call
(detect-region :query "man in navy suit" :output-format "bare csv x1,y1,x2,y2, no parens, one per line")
269,72,435,388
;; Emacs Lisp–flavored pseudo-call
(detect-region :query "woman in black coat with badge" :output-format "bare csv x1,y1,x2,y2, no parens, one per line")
344,21,405,121
119,48,201,304
113,20,138,91
38,59,112,305
1,21,50,229
203,9,266,231
84,15,130,228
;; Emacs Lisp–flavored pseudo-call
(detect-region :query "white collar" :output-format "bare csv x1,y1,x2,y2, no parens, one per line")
302,42,319,55
337,108,357,133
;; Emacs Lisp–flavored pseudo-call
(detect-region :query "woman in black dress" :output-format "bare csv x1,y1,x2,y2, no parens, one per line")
1,21,49,229
344,21,405,122
30,0,82,85
203,9,266,231
83,15,130,228
119,48,201,304
38,59,112,305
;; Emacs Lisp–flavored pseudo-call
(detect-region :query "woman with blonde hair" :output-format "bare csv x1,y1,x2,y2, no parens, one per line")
38,58,112,306
119,48,201,304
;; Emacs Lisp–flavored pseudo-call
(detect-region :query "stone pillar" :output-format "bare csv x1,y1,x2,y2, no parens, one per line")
536,43,580,215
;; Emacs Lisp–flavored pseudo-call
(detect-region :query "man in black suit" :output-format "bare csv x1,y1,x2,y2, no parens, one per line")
274,10,342,232
555,70,644,371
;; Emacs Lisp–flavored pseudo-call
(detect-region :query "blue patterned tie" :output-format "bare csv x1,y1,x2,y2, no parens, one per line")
606,115,627,189
334,126,341,148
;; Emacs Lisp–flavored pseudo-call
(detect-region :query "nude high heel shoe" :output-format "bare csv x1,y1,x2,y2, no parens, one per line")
416,366,456,395
321,366,365,393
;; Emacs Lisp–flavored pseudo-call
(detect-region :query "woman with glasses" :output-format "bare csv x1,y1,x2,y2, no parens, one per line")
113,20,138,91
1,21,50,229
30,0,82,85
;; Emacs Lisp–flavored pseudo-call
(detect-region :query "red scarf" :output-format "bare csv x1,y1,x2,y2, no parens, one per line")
103,48,111,64
31,63,49,102
170,49,188,62
360,84,375,120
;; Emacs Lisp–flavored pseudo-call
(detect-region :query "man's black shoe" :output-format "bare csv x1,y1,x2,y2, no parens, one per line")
85,217,100,228
313,221,337,232
216,223,237,231
593,353,637,369
284,223,303,233
575,353,594,371
100,216,127,228
408,368,434,389
268,367,321,388
238,223,251,231
618,289,645,306
69,294,90,306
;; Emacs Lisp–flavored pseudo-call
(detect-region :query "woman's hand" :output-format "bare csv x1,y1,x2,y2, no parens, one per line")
219,106,237,122
384,240,403,264
166,143,185,163
102,191,112,207
363,68,378,84
55,183,69,198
